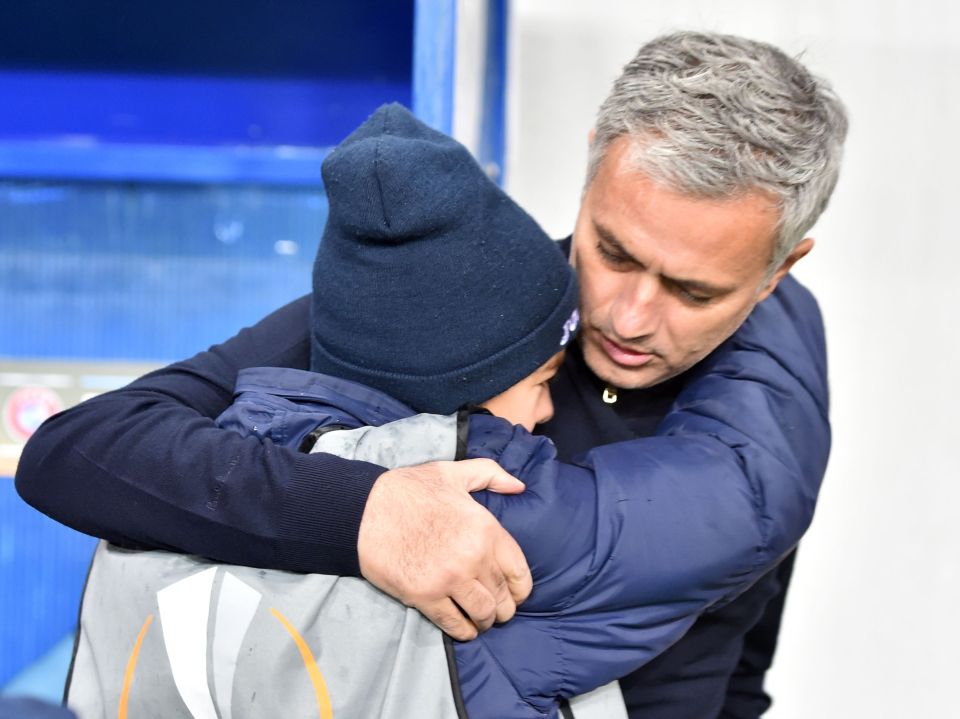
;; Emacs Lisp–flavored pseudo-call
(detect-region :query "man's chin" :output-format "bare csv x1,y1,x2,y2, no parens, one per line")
581,343,670,390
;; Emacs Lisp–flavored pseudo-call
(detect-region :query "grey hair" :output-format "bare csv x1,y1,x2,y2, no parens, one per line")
587,31,849,271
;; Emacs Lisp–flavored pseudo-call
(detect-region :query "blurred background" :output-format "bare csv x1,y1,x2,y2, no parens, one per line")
1,1,957,717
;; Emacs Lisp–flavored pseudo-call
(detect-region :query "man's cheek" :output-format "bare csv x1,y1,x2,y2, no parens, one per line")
668,320,714,366
581,288,609,329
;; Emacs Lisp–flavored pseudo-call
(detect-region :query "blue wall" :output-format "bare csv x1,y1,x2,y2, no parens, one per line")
0,0,425,696
0,181,327,363
0,0,414,149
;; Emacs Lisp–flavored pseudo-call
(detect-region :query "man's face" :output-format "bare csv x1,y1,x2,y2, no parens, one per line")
572,136,802,390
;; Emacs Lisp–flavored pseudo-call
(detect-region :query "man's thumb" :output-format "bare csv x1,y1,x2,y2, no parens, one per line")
455,458,525,494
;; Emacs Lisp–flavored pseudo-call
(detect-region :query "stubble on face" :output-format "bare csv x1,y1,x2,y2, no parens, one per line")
571,137,783,390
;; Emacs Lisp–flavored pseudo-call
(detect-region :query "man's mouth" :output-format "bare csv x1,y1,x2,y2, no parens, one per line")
598,334,655,368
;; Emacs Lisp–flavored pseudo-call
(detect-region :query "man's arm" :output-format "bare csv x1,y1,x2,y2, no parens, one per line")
15,296,381,575
16,276,825,650
15,295,529,638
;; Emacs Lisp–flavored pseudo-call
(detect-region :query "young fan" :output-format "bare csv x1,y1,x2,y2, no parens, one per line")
68,105,599,719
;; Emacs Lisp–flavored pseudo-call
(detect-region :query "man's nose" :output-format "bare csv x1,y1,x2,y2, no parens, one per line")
610,273,661,340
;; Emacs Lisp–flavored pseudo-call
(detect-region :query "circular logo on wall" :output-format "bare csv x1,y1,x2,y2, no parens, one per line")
3,386,64,443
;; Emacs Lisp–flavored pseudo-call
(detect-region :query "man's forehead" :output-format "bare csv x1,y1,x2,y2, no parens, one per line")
584,154,780,285
596,137,781,220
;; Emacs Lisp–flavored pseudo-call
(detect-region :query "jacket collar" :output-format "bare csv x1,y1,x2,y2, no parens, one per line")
235,366,415,427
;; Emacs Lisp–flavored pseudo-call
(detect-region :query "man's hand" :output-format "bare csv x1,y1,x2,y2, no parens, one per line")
357,458,532,641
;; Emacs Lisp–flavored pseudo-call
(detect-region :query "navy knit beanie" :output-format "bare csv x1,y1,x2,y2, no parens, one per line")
310,103,579,414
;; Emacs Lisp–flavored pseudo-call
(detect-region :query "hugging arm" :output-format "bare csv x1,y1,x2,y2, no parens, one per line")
15,295,530,633
14,296,384,575
16,274,826,666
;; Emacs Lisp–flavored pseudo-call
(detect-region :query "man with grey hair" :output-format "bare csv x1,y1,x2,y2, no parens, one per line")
18,31,847,718
551,32,846,716
575,30,846,395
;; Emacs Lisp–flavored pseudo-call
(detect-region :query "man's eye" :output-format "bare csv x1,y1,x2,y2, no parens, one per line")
596,242,628,266
678,287,713,306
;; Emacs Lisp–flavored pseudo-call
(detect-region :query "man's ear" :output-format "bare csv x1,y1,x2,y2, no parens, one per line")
756,237,814,302
588,128,596,145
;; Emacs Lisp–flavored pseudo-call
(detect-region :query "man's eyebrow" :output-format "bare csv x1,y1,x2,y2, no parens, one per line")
665,275,735,297
594,222,640,265
594,220,735,297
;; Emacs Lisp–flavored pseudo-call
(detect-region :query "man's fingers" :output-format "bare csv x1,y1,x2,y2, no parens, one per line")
484,563,518,624
496,531,533,605
449,458,525,495
358,462,530,639
422,598,478,642
450,579,498,633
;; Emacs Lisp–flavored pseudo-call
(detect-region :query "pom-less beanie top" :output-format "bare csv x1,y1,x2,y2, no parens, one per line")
310,103,579,414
